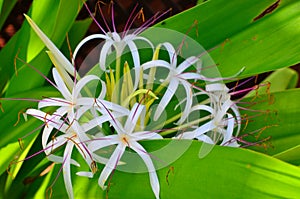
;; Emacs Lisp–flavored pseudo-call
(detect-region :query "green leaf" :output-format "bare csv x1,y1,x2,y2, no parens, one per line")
155,0,300,79
0,142,20,175
106,140,300,198
0,0,18,30
273,144,300,165
0,0,83,96
241,88,300,156
246,67,298,98
0,86,59,149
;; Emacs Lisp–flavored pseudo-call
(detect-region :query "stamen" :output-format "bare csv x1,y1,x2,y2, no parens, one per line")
122,3,139,36
14,110,25,126
110,0,117,33
14,48,21,76
166,166,174,186
91,160,98,174
84,1,107,33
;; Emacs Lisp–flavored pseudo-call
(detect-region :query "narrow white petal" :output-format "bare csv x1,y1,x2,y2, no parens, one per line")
76,171,94,178
24,15,75,75
88,135,119,153
63,142,75,199
98,144,126,189
52,68,72,100
73,34,110,65
72,75,100,99
130,141,160,199
99,40,114,71
131,131,163,141
221,114,235,145
38,98,70,109
161,42,176,67
194,121,215,138
142,60,171,71
124,103,145,133
176,56,198,74
178,72,204,80
176,80,193,124
154,79,179,121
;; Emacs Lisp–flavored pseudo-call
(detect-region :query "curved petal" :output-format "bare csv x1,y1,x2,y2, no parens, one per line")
63,142,75,199
142,60,171,71
88,135,119,153
124,103,145,133
194,121,215,138
72,34,110,65
176,80,193,124
72,75,100,99
99,40,114,71
161,42,177,67
98,144,126,189
129,141,160,199
38,98,70,109
221,113,235,145
131,131,163,141
176,56,198,74
52,68,72,100
154,78,179,121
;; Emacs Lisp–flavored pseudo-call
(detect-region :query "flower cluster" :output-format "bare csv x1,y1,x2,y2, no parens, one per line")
19,4,251,199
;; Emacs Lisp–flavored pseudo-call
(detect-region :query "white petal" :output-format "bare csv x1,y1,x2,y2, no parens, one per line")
131,131,163,141
98,144,126,189
154,79,179,121
178,72,204,80
52,68,72,100
72,75,100,99
161,42,177,67
194,121,215,138
130,141,160,199
38,98,70,109
63,142,75,199
176,56,198,74
176,80,193,124
88,135,119,153
221,113,235,145
142,60,171,71
124,103,145,133
76,171,94,178
99,40,114,71
73,34,110,65
24,15,75,75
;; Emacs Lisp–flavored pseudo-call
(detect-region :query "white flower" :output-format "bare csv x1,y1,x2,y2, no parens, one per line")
88,103,162,199
142,42,204,123
72,3,155,90
178,83,241,147
25,109,98,199
38,68,103,121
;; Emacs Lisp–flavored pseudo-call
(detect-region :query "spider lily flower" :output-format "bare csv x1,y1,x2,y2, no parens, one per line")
142,42,204,123
88,103,162,199
72,2,159,90
178,83,241,147
25,109,98,199
38,68,104,120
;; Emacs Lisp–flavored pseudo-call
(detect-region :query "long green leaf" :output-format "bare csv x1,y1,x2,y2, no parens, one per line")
64,140,300,198
241,88,300,156
154,0,300,79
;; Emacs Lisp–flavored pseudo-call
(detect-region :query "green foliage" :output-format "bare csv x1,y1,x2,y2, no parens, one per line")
0,0,300,198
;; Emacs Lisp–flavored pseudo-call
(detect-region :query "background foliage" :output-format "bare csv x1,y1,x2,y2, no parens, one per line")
0,0,300,198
